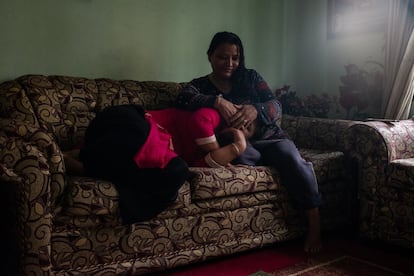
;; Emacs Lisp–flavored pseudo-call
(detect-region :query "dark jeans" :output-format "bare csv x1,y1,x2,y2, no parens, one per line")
115,156,189,224
253,139,322,211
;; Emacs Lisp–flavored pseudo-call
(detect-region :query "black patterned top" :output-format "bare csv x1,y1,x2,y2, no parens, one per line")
175,69,288,140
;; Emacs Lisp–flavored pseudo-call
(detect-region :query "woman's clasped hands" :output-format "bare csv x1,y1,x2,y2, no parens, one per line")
215,96,257,138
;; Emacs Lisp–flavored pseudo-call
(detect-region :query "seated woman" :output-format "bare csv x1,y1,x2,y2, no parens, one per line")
63,104,247,224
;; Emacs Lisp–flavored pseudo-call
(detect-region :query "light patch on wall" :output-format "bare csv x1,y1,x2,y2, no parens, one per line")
327,0,388,39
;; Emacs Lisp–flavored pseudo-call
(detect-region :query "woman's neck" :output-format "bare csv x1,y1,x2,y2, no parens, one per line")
208,73,232,94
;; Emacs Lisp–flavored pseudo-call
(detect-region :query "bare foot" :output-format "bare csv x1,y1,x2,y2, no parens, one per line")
304,229,322,253
304,208,322,253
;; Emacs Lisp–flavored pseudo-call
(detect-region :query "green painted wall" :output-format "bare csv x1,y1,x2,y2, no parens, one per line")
0,0,387,118
281,0,386,118
0,0,284,87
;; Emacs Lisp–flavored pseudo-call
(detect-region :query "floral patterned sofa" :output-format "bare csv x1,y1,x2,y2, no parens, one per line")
0,74,356,275
346,119,414,248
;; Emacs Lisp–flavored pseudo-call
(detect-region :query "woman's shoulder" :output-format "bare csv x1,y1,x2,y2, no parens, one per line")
244,68,263,78
238,68,266,84
190,75,209,85
187,75,213,91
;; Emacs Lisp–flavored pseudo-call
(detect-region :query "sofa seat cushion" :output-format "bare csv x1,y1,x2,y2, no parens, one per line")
300,148,346,183
61,149,346,217
189,165,278,201
386,159,414,190
64,176,120,216
371,160,414,235
63,176,191,217
189,150,346,201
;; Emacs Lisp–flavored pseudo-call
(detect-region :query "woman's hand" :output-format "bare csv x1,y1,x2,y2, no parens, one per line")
229,104,258,130
240,119,257,139
214,96,239,126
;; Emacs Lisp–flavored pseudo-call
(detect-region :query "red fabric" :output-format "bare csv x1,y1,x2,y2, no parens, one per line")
133,114,177,169
147,108,220,166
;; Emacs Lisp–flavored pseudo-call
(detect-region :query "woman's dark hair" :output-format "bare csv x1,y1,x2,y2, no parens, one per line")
207,31,246,70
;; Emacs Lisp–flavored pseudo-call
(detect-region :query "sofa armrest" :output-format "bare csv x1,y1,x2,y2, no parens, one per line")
0,119,65,274
345,119,414,195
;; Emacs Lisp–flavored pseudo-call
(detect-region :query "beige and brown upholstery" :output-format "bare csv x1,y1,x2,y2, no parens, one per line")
347,119,414,248
0,75,356,275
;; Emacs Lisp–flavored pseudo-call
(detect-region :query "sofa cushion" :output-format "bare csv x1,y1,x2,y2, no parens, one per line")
64,176,120,216
300,148,347,183
282,115,354,152
13,75,184,151
386,159,414,190
189,165,278,201
63,176,191,218
62,147,346,217
14,75,98,150
0,80,39,125
189,149,346,201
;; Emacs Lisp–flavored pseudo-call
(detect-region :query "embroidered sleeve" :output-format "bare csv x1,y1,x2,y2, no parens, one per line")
250,70,282,127
175,78,217,111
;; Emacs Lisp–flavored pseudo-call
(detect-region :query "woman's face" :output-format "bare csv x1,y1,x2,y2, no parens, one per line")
208,43,240,80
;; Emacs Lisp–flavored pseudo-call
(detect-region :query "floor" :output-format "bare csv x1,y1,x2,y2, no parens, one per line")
151,230,414,276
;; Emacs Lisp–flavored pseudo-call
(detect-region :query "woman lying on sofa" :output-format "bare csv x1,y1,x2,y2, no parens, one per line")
63,104,247,223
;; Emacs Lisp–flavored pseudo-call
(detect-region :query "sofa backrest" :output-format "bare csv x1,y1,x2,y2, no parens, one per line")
1,74,356,153
282,115,356,152
0,75,183,150
0,78,39,125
